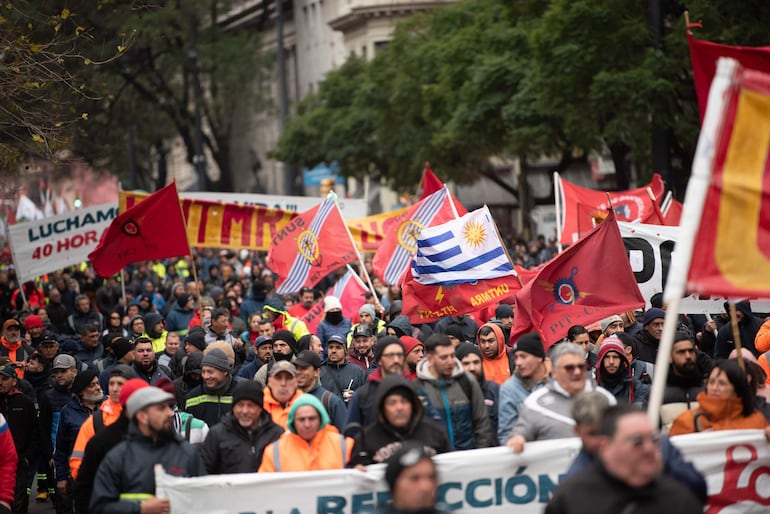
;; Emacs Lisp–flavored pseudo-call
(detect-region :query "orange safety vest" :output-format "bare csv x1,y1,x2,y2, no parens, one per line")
258,425,353,472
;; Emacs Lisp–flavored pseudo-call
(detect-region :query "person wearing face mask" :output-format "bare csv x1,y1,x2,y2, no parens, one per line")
316,296,351,358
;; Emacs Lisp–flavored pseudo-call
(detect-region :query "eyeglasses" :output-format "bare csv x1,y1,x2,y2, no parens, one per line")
624,432,661,449
380,352,405,359
561,363,587,374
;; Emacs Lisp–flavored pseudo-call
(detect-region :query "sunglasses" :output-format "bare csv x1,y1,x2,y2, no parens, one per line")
561,363,587,373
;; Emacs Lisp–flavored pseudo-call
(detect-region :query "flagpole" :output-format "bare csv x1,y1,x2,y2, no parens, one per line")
646,187,666,222
118,270,126,308
170,180,203,319
661,190,673,216
648,58,738,429
728,304,746,372
553,172,563,253
444,184,460,219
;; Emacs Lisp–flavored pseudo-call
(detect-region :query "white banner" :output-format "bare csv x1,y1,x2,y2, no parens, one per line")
182,192,368,219
156,430,770,514
618,222,770,313
7,203,119,283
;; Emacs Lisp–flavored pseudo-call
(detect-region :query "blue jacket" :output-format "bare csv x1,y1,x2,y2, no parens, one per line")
55,396,99,480
46,383,73,446
497,373,547,445
165,304,196,334
317,318,352,352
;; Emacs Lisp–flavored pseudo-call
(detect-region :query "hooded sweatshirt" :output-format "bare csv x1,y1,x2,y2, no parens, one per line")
258,394,353,472
596,343,639,404
476,323,512,385
715,301,762,358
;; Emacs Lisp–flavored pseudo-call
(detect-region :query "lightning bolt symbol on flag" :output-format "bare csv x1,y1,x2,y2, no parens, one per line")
435,286,444,303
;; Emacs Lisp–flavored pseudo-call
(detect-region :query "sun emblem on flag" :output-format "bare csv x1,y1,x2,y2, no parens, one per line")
397,220,424,252
537,266,591,311
463,220,487,248
297,230,322,266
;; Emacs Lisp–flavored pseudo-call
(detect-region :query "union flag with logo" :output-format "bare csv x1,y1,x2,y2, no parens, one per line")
510,211,645,350
267,197,358,294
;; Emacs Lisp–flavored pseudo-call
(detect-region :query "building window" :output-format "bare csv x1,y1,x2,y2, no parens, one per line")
374,41,389,54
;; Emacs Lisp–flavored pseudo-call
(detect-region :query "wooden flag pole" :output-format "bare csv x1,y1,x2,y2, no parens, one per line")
728,303,746,372
170,180,203,320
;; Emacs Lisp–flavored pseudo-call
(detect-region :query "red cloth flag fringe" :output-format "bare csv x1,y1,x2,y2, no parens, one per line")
88,182,189,277
510,211,645,351
267,197,358,294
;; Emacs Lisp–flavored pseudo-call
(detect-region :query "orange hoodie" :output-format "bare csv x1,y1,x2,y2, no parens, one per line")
477,323,512,385
669,392,768,435
262,386,303,430
1,337,26,379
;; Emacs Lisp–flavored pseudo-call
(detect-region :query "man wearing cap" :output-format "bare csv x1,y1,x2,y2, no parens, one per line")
69,365,137,482
401,336,424,381
294,350,347,431
476,322,514,385
200,381,283,474
316,296,351,356
262,361,303,430
375,442,446,514
165,293,196,336
237,336,272,380
184,348,240,428
0,363,38,513
595,336,649,405
347,324,377,373
353,303,385,338
98,338,135,391
0,319,33,379
131,337,172,385
455,342,500,438
345,336,411,433
143,313,168,355
259,394,353,472
494,304,515,344
632,308,666,364
321,335,366,403
348,375,451,467
600,315,625,341
90,385,206,514
659,331,712,431
67,295,103,335
25,314,55,349
253,330,297,387
184,328,207,356
54,369,102,514
497,332,550,443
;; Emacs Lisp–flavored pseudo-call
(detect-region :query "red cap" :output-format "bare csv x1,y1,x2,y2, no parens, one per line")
400,336,423,355
24,315,43,329
119,378,150,406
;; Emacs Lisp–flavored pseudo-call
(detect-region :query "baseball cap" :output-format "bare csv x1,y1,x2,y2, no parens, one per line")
3,319,20,330
52,354,77,370
268,360,297,378
126,386,175,418
327,334,347,349
294,350,321,369
352,324,373,338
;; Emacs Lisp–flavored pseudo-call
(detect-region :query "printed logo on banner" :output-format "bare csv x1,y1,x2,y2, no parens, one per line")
537,267,591,309
707,444,770,514
598,195,646,222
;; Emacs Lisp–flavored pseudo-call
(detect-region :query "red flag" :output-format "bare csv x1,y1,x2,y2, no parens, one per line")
685,64,770,298
558,174,665,246
267,197,358,294
88,182,189,277
420,163,444,199
300,300,325,335
511,211,645,351
372,188,466,285
329,267,369,321
687,32,770,123
402,272,521,324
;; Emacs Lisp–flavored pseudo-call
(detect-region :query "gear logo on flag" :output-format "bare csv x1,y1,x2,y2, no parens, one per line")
397,220,424,252
537,266,591,310
297,230,322,267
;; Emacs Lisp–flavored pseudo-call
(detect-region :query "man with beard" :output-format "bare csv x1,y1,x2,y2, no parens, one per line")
401,336,424,381
131,338,172,384
294,350,347,431
288,287,316,319
144,313,168,354
455,343,499,437
54,370,102,514
0,319,33,379
348,375,451,466
200,381,283,474
75,324,103,367
90,386,206,514
475,323,513,385
262,361,303,430
497,333,549,445
347,324,376,373
24,314,56,349
632,308,666,365
253,330,297,387
595,338,649,405
67,295,103,335
320,334,366,402
659,332,712,431
494,304,514,344
184,348,240,427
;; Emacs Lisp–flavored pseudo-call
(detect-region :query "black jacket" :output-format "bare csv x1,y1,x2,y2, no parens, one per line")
348,375,451,466
199,411,283,474
0,388,38,464
184,374,240,428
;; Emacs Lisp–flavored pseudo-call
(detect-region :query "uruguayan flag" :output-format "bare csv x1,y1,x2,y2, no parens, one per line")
411,206,514,285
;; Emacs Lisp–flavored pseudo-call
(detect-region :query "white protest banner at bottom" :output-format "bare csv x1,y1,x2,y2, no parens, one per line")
155,430,770,514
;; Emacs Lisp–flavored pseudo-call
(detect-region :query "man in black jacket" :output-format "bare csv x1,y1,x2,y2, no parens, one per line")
199,381,283,474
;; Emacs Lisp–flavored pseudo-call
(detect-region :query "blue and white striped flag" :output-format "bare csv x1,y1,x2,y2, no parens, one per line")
411,206,514,285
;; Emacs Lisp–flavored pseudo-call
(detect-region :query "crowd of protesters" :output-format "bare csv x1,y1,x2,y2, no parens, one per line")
0,247,769,514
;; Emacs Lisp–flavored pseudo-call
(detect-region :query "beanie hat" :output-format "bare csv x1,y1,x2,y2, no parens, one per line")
443,324,465,342
400,336,423,355
273,330,297,355
384,442,434,491
126,386,174,418
24,315,43,329
323,296,342,312
642,308,666,327
144,312,164,331
512,332,545,359
232,381,264,408
495,304,514,319
178,293,193,307
601,315,624,333
119,378,150,406
201,348,231,372
112,338,134,361
71,369,99,395
359,304,376,320
109,364,137,380
454,342,482,361
185,330,207,351
205,341,235,366
208,286,224,298
373,336,405,364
